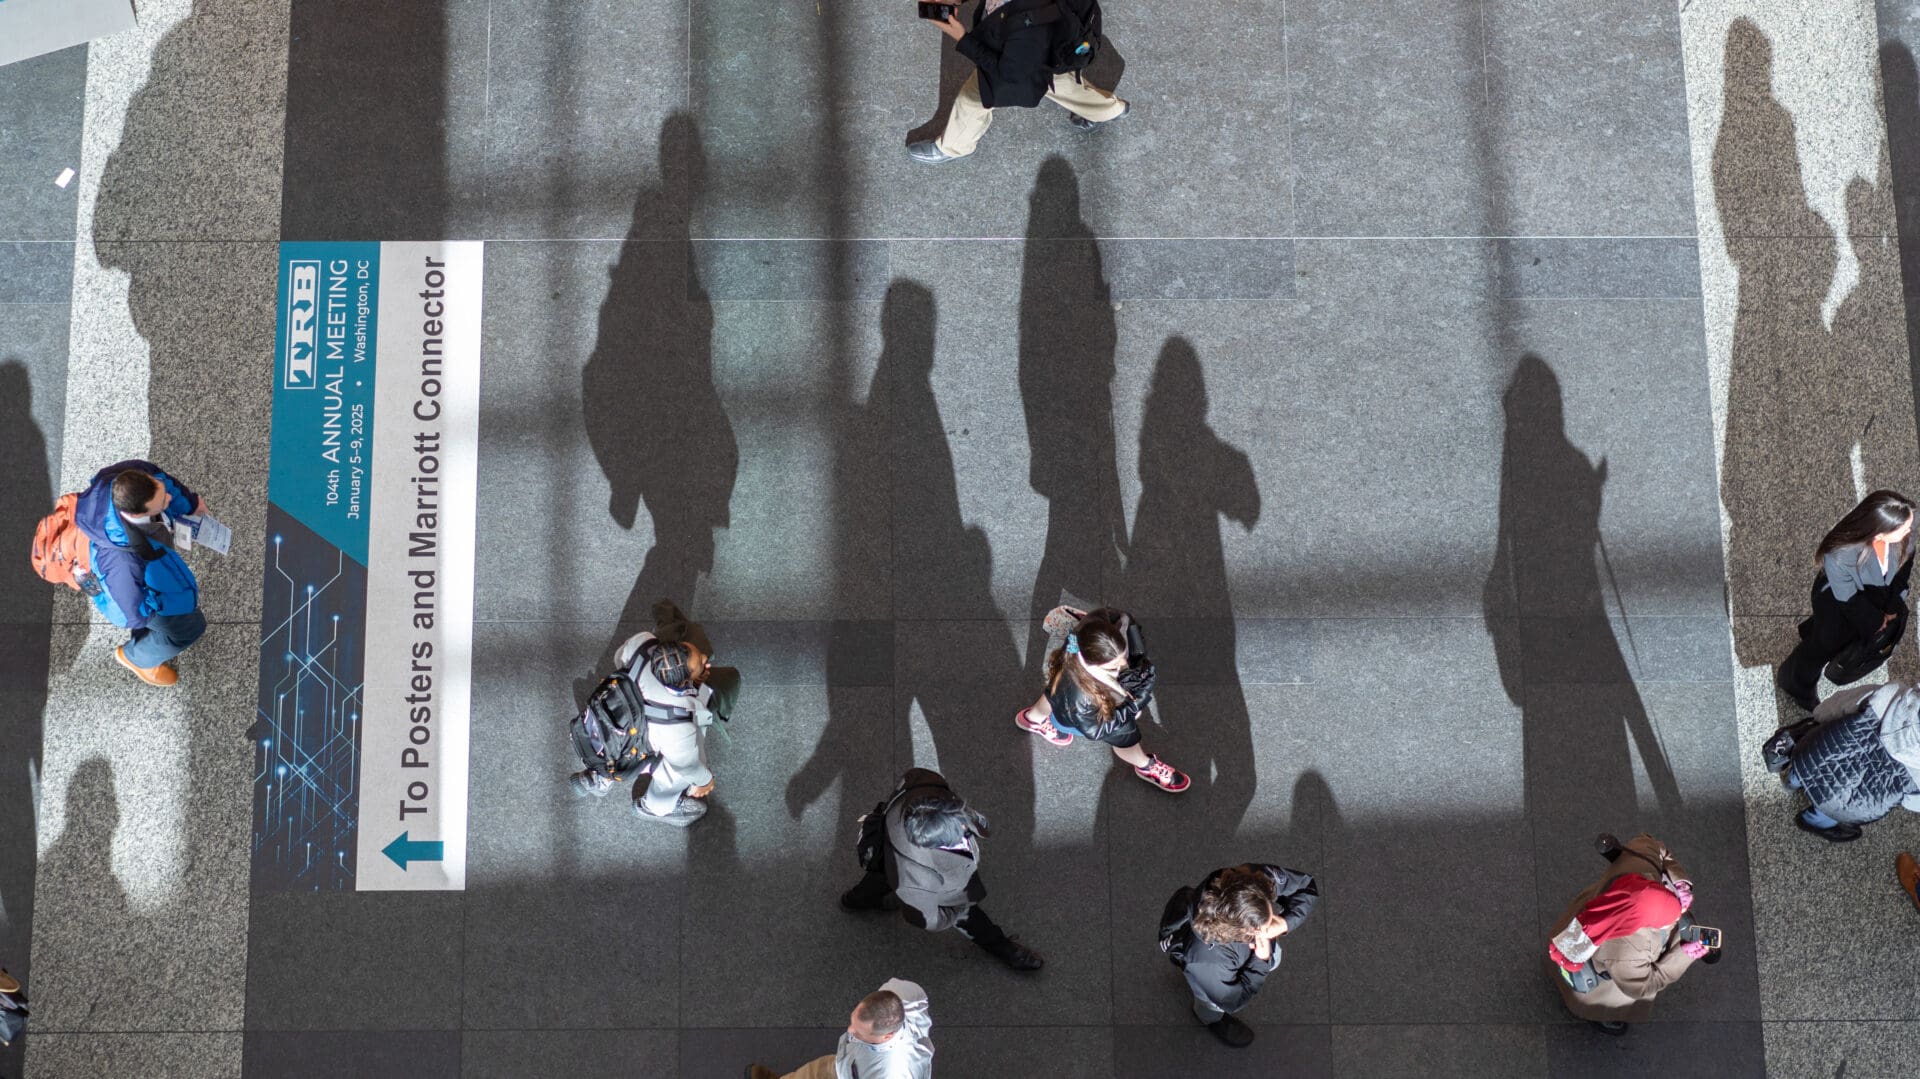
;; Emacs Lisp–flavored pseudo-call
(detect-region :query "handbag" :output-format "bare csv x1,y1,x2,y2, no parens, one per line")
1825,605,1908,686
1761,717,1820,773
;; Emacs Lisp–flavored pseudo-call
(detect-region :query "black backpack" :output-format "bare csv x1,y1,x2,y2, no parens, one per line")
1157,885,1196,966
569,672,658,780
854,776,953,871
999,0,1103,77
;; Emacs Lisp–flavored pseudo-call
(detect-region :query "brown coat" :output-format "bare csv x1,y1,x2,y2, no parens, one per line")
1547,833,1700,1023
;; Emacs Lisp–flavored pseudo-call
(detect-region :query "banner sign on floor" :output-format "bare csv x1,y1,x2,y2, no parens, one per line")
253,241,483,892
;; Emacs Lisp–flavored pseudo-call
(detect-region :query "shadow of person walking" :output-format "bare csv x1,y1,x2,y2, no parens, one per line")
0,361,53,1074
1486,355,1683,836
580,113,738,685
1119,338,1260,836
1018,156,1126,678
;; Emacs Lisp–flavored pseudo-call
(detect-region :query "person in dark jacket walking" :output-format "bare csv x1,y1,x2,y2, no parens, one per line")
840,768,1043,970
1014,606,1189,792
73,460,208,686
908,0,1128,163
1157,863,1318,1048
1782,681,1920,841
1777,490,1916,711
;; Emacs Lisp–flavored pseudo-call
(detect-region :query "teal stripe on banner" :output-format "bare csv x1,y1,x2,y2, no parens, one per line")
269,241,381,565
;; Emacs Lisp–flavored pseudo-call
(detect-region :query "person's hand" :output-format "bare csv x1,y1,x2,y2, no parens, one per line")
192,496,208,517
1883,612,1899,631
938,12,965,40
1674,881,1694,913
1680,940,1709,960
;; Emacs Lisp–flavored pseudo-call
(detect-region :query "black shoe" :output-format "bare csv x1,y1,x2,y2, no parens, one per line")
906,139,959,163
840,889,881,913
983,936,1044,971
1592,1020,1629,1036
1203,1013,1254,1048
1794,811,1862,842
1700,947,1722,965
1775,668,1818,712
1069,100,1130,131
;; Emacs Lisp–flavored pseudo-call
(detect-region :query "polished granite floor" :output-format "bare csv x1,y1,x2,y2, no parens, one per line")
2,1,1919,1076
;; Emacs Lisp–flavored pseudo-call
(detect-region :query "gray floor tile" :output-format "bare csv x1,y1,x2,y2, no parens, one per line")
1516,616,1733,685
0,313,68,569
241,1031,460,1079
1763,1019,1920,1079
1308,618,1513,695
1330,1023,1547,1079
464,1030,677,1078
1293,239,1501,301
246,892,464,1030
1113,1022,1333,1078
693,240,890,301
1096,239,1295,301
0,45,84,243
27,1032,242,1079
1496,239,1701,299
0,243,73,303
932,1026,1115,1078
1544,1020,1764,1078
480,0,688,240
1482,1,1695,236
1289,0,1490,236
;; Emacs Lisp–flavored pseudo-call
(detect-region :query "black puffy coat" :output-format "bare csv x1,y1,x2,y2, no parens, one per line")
1789,692,1920,826
1046,615,1155,743
1159,865,1320,1013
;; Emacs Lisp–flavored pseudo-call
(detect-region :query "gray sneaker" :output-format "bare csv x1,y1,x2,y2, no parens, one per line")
633,795,707,827
570,770,614,798
1069,100,1130,131
907,139,959,164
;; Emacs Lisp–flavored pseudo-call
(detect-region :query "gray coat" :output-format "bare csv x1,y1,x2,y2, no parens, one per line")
1790,683,1920,825
884,768,986,933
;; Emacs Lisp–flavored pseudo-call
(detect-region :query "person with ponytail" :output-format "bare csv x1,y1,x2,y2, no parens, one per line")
1547,833,1715,1034
1013,606,1189,793
1777,490,1917,711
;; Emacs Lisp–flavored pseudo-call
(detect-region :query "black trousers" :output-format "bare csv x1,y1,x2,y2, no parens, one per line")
843,869,1010,949
1780,584,1877,700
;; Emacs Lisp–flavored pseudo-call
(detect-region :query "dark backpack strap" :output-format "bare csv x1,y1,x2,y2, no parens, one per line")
995,0,1063,27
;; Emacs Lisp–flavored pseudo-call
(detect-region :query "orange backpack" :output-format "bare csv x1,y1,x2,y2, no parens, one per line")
31,493,97,593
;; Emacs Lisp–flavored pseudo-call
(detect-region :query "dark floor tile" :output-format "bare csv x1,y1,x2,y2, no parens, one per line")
1481,1,1695,236
933,1026,1114,1078
1517,617,1733,684
246,892,464,1030
242,1031,461,1079
1543,1020,1765,1079
1097,239,1295,300
0,45,84,242
463,1030,676,1077
692,240,890,301
0,242,72,303
1331,1023,1546,1078
677,1028,840,1079
1496,239,1701,298
1114,1022,1333,1078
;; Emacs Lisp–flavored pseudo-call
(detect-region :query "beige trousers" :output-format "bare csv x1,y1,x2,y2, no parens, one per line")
781,1055,837,1079
935,71,1127,157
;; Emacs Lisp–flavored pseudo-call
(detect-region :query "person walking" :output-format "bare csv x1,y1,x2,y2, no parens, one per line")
909,0,1126,163
1013,606,1189,793
60,460,209,686
746,978,935,1079
840,767,1043,971
1777,490,1916,711
1547,833,1716,1035
1157,862,1319,1048
571,599,740,827
1779,681,1920,842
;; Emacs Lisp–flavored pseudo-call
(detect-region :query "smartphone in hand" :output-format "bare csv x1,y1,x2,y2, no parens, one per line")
1686,925,1722,950
918,2,957,20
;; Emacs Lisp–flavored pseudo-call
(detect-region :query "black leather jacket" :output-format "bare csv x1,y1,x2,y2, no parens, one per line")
955,0,1058,108
1046,614,1155,740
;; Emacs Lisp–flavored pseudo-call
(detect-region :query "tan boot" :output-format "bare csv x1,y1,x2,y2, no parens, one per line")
745,1068,779,1079
0,970,17,995
1898,852,1920,912
115,646,178,687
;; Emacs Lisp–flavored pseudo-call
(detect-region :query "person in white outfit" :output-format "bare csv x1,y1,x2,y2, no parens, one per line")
748,978,935,1079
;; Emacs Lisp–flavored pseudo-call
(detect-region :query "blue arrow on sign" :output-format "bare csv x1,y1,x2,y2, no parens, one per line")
382,831,444,870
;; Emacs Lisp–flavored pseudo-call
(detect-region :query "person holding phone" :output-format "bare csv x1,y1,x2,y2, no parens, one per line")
1776,490,1917,712
908,0,1128,163
1547,833,1715,1035
1014,606,1190,793
1156,863,1319,1048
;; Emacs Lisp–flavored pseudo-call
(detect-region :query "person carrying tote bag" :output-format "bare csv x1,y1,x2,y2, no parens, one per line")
1776,490,1916,712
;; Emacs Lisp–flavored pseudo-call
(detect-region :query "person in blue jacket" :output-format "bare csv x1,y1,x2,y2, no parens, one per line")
75,460,207,686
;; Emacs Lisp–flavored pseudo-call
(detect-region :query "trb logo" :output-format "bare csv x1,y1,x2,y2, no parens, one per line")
284,260,320,389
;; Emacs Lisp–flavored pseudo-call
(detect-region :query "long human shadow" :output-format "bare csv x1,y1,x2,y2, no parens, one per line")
1486,356,1683,830
1716,19,1915,702
580,113,738,686
1018,156,1126,684
1884,41,1920,489
1115,338,1259,836
0,361,52,1073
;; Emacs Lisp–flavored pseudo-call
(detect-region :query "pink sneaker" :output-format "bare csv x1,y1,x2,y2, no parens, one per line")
1133,754,1190,793
1014,708,1073,746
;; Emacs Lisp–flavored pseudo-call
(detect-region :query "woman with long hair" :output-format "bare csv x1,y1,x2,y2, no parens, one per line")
1013,606,1189,792
1777,490,1917,711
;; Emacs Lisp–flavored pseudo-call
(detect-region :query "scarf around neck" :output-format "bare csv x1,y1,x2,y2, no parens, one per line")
1549,872,1681,971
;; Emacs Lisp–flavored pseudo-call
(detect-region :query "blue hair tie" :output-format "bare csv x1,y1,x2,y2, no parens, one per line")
1065,633,1080,655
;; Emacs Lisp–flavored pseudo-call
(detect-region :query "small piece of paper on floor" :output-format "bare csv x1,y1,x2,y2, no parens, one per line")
55,168,75,188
